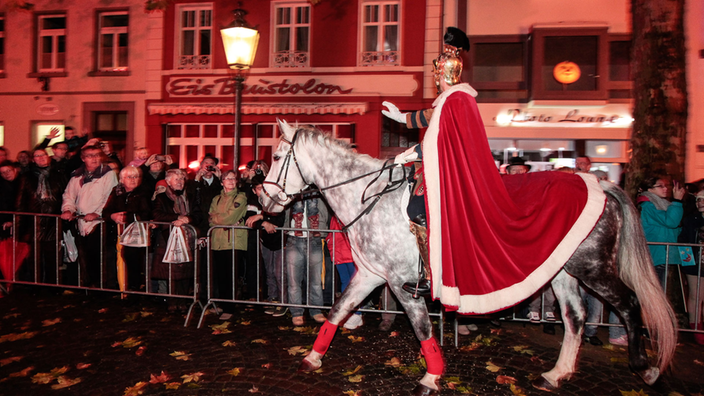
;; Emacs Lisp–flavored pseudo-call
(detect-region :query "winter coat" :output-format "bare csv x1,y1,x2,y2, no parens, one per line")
60,165,118,236
102,185,152,243
208,188,247,251
15,164,67,241
640,200,683,266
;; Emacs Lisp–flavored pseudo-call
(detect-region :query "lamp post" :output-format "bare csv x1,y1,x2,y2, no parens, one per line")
220,6,259,172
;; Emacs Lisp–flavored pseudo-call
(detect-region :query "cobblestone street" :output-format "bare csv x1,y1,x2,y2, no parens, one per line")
1,288,703,396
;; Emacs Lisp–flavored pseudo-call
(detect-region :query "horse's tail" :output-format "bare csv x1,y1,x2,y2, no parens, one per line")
602,181,677,372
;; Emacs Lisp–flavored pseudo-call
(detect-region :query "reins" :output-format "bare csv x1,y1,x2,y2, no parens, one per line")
263,129,408,231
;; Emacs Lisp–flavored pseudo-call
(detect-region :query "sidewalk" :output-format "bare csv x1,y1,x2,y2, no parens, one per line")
1,288,702,395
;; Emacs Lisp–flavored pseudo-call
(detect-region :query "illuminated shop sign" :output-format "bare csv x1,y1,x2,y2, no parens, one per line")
494,108,634,127
166,74,418,98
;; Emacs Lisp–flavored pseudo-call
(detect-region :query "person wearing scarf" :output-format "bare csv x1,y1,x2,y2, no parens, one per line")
15,149,68,283
151,169,202,312
61,146,118,288
637,176,686,288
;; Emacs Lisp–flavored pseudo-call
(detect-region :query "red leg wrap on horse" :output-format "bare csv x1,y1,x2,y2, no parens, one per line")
313,321,338,355
420,338,444,375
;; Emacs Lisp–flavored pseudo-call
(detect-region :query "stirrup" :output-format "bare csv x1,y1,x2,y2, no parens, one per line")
403,278,430,298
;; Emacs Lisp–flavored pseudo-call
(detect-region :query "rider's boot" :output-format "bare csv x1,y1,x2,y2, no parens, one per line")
308,214,321,237
293,212,304,236
403,214,431,298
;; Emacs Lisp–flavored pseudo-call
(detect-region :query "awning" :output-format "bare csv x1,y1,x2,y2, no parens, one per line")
148,102,368,116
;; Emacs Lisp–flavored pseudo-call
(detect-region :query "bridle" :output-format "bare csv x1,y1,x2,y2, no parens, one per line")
261,129,408,231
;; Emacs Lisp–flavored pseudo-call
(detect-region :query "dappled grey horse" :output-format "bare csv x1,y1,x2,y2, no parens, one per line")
259,120,677,395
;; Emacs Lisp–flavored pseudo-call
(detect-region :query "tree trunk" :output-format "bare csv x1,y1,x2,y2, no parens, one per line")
625,0,688,199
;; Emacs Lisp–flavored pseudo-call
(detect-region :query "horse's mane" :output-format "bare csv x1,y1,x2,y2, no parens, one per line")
291,124,382,167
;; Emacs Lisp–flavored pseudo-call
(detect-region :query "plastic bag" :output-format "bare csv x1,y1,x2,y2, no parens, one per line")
62,230,79,262
120,217,150,247
163,226,191,263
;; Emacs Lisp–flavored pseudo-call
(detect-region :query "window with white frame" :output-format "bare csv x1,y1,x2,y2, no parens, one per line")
38,14,66,72
0,16,5,73
98,11,129,71
360,1,400,66
272,3,310,68
177,4,212,69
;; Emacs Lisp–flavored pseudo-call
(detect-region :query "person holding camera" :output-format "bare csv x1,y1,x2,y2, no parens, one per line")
140,154,175,199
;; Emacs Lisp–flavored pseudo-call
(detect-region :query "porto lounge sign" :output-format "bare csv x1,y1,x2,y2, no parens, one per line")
495,108,632,127
166,74,418,98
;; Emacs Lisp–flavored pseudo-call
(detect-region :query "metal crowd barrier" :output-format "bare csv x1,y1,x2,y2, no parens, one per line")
198,225,444,341
0,212,200,327
2,212,702,344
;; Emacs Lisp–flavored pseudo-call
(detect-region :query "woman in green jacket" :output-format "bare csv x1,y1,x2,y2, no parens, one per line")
209,170,248,301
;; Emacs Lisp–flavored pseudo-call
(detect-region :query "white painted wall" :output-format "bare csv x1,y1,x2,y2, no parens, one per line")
0,0,158,157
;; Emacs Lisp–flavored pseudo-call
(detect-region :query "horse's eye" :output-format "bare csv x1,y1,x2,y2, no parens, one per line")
273,155,280,161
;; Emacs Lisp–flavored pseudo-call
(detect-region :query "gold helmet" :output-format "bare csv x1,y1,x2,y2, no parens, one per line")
433,27,469,94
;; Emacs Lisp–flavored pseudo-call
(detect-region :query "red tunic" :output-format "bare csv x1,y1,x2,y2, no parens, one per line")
421,84,606,314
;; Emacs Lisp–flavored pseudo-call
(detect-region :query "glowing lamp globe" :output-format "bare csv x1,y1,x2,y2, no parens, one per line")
220,9,259,70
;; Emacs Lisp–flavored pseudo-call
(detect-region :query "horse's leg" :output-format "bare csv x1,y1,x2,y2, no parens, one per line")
386,282,442,395
298,271,385,373
533,270,585,391
580,273,655,384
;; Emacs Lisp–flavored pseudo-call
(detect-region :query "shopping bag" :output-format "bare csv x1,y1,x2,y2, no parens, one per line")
163,226,191,263
0,238,30,280
62,230,79,262
120,217,150,247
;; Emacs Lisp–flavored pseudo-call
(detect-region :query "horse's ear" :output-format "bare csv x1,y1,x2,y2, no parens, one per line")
277,119,294,141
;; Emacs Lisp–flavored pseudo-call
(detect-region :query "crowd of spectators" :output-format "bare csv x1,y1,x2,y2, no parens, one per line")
1,134,702,340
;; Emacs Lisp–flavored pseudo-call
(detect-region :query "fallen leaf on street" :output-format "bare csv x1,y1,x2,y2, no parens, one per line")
181,372,204,383
140,311,152,318
620,390,649,396
389,331,399,337
149,371,171,384
135,346,147,356
249,386,259,393
9,366,34,378
384,357,402,367
497,375,516,384
240,319,251,325
0,356,22,366
222,340,236,347
342,365,363,376
123,381,148,396
42,318,61,327
287,346,309,355
170,351,191,360
510,384,526,396
227,368,242,376
348,374,364,383
252,339,267,344
261,363,272,369
123,313,139,322
164,382,181,389
112,337,142,349
343,391,362,396
694,359,704,366
348,335,364,343
98,308,108,313
0,331,39,343
486,361,502,372
210,322,232,335
76,363,91,370
512,345,534,355
51,376,81,389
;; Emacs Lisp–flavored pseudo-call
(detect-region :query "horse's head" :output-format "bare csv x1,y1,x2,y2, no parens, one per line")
259,119,310,213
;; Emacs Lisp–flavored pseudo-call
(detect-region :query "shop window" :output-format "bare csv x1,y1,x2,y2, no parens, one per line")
32,123,64,149
176,4,212,70
381,117,418,154
98,11,129,72
0,16,4,74
608,37,632,100
38,15,66,72
359,1,400,66
531,28,608,100
468,36,528,102
272,2,310,68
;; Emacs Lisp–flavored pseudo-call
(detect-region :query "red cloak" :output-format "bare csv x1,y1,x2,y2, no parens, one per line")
422,84,606,314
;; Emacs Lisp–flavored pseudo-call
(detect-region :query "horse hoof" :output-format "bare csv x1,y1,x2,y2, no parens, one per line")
531,375,559,392
636,367,659,385
297,358,321,373
412,384,439,396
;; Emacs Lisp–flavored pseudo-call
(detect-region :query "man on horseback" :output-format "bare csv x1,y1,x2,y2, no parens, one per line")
382,27,470,297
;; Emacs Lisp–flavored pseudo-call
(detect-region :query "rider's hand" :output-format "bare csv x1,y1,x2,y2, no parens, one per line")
382,101,408,124
394,145,419,165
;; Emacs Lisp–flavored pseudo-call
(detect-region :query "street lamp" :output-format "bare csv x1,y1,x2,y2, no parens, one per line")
220,6,259,172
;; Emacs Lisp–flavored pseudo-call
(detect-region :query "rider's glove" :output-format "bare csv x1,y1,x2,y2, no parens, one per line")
394,145,419,165
382,101,408,124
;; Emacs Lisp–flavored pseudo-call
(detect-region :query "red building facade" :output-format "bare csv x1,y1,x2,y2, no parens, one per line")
146,0,430,171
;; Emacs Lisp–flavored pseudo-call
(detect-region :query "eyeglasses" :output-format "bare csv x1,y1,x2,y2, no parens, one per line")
652,184,668,189
223,178,237,182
